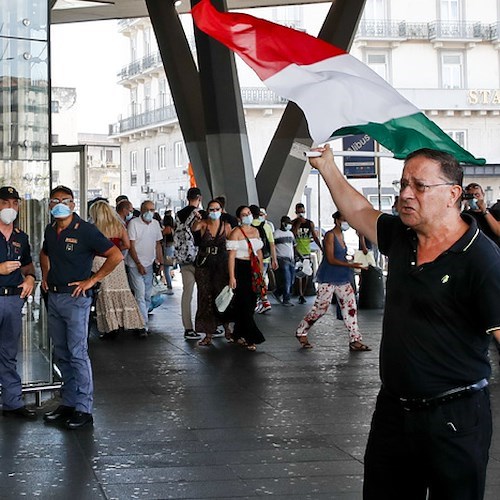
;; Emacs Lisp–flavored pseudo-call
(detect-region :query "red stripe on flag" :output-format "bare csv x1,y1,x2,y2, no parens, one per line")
191,0,346,81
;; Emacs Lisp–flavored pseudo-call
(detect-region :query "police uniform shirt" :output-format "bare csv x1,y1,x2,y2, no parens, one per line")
42,214,113,286
0,228,32,287
377,213,500,399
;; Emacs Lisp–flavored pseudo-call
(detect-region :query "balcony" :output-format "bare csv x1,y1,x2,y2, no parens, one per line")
428,21,487,40
356,20,490,42
109,87,288,136
356,20,407,39
117,52,163,82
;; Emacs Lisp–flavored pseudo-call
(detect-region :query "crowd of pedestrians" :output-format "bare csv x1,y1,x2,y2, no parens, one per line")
2,151,499,450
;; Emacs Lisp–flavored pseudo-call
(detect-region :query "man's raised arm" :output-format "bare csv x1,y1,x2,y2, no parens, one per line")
309,144,382,245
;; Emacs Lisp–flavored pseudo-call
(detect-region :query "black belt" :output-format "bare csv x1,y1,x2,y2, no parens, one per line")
0,287,22,296
47,284,77,294
398,378,488,411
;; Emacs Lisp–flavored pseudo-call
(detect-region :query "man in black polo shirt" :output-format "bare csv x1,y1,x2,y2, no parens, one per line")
40,186,123,429
0,186,37,420
309,146,500,500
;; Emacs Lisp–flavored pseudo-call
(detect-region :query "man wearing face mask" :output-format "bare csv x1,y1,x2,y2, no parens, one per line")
0,186,37,420
116,199,135,226
291,203,322,304
40,185,123,429
125,200,164,338
272,216,296,306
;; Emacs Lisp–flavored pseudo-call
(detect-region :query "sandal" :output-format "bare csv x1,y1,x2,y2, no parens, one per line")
198,336,212,347
246,344,257,351
349,341,371,351
297,335,313,349
236,338,248,347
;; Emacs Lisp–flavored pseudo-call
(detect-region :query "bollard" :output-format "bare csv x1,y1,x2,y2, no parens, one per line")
358,266,385,309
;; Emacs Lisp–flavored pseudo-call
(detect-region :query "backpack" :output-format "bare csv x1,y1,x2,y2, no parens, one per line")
173,209,198,264
256,221,271,260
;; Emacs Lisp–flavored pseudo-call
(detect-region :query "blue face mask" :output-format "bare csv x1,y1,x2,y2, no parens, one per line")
142,211,153,223
209,211,221,220
241,215,253,226
125,212,134,221
51,203,72,219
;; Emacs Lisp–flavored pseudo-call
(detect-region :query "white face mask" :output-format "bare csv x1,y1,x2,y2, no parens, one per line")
284,223,292,231
0,207,18,225
341,222,350,231
241,214,253,226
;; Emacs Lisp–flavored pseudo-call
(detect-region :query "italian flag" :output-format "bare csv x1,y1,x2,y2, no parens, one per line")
191,0,485,165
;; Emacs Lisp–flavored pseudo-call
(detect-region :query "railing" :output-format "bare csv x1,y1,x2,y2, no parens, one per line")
117,52,163,81
357,20,407,39
109,88,288,135
428,21,486,40
488,22,500,40
357,19,490,41
240,87,288,105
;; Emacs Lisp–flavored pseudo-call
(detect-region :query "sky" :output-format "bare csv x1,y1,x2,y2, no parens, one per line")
51,20,129,134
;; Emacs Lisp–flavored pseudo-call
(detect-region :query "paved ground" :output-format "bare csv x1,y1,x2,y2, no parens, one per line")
2,279,500,499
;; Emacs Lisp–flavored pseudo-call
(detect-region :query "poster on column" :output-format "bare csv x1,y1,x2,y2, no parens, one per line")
343,134,377,178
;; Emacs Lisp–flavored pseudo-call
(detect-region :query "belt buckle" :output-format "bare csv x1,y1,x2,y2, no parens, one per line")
2,288,7,296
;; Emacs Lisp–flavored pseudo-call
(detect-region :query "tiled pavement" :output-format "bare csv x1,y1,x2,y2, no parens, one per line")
2,279,500,499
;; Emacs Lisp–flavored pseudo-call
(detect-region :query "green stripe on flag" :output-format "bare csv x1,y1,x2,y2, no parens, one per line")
332,112,485,165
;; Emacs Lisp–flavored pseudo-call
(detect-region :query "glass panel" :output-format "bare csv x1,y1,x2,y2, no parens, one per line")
0,37,49,161
51,150,83,214
1,0,48,41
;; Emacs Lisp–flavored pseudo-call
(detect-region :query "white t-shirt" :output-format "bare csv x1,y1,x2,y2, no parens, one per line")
273,228,295,260
125,217,163,268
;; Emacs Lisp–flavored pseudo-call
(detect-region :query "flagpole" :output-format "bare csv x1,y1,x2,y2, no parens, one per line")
305,150,394,158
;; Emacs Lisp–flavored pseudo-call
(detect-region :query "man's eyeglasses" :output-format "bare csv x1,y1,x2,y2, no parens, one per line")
49,198,73,205
394,180,455,193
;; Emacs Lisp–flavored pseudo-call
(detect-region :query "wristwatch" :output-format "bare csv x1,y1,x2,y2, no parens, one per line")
483,209,490,215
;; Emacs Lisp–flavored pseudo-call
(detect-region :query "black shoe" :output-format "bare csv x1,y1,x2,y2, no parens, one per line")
66,411,93,430
298,295,306,304
184,329,202,340
43,405,75,423
2,406,37,420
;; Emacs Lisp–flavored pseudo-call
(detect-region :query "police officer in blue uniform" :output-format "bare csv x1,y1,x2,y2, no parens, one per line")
0,186,37,420
40,186,123,429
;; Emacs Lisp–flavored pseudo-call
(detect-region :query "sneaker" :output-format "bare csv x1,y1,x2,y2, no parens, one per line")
184,329,202,340
255,301,264,314
282,301,294,307
259,301,272,313
166,288,174,296
298,295,306,304
212,326,225,338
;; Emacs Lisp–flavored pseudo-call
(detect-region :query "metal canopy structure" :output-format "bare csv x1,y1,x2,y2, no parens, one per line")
51,0,329,23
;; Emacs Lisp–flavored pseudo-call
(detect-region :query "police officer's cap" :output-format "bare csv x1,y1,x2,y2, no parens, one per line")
0,186,21,200
50,185,74,198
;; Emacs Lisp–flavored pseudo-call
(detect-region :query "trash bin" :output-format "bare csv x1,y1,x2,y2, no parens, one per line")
358,266,385,309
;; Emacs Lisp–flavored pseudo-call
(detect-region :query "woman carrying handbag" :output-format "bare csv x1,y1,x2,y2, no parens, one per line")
226,205,266,351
